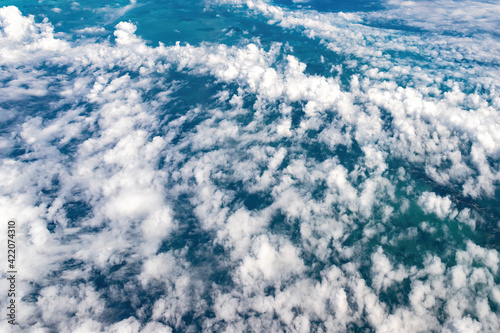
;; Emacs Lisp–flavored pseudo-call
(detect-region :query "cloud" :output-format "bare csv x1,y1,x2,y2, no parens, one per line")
380,0,500,35
0,3,499,332
75,27,106,35
418,191,456,219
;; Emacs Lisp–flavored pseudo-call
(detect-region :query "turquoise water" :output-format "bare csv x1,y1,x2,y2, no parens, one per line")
0,0,499,332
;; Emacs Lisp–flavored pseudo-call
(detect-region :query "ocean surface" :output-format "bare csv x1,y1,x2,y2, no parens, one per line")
0,0,499,332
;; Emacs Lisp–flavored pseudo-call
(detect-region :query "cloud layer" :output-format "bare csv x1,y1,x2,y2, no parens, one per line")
0,1,499,332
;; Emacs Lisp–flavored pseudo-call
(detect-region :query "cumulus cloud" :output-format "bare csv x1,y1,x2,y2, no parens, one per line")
75,26,106,34
418,191,456,219
0,2,499,332
380,0,500,35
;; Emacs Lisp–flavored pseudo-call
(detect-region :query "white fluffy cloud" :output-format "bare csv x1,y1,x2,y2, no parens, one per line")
0,2,499,332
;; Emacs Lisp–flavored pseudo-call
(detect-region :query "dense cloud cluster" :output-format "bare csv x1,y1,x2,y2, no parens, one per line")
0,0,499,332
